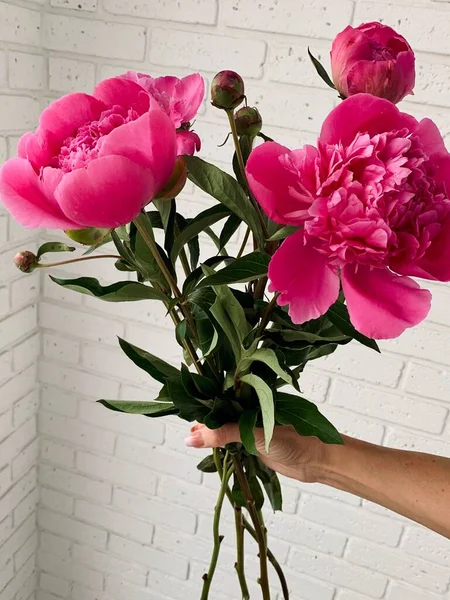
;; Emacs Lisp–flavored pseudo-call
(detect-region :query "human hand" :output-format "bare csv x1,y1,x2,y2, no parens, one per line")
185,423,326,483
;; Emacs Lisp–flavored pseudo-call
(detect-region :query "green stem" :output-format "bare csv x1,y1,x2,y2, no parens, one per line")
233,456,271,600
236,227,251,260
37,254,121,268
256,294,279,338
200,450,233,600
234,505,250,599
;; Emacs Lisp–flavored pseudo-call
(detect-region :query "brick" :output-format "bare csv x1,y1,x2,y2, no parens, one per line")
146,570,229,600
105,576,155,600
386,429,450,456
43,273,82,304
14,487,38,527
81,342,149,384
40,531,71,559
0,3,40,46
39,411,115,454
104,0,216,23
224,0,353,38
51,0,97,11
0,306,38,353
9,52,44,90
40,464,112,503
79,399,165,443
43,333,80,364
38,509,107,549
40,439,75,468
157,477,218,514
14,531,37,570
12,332,40,372
0,514,35,571
113,486,196,534
10,272,39,309
0,418,36,470
12,438,39,479
320,405,386,444
300,494,403,547
0,466,12,498
73,543,147,585
39,572,70,598
0,365,36,413
39,551,104,591
150,29,266,77
387,582,444,600
41,488,74,516
0,96,40,132
8,219,39,245
75,499,155,545
404,361,450,403
427,283,450,327
39,362,120,399
0,515,13,547
383,324,450,367
278,567,336,600
0,287,9,318
42,14,146,60
40,302,124,346
289,547,387,598
330,378,447,433
76,449,157,495
49,57,95,93
0,562,14,595
354,2,450,54
0,350,13,385
0,51,6,87
13,390,39,427
269,41,332,88
346,538,450,593
4,555,35,600
40,386,78,418
401,526,450,567
108,534,188,579
115,435,201,483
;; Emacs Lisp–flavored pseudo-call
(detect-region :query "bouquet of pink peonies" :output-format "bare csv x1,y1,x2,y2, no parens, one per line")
3,21,450,600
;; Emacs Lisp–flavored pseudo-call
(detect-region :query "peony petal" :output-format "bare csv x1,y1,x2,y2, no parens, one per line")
39,93,106,145
17,128,59,171
174,73,205,123
320,94,418,146
269,230,340,323
176,130,201,156
246,142,316,225
98,107,177,193
93,76,150,114
341,264,431,339
55,155,156,228
416,118,447,158
0,158,78,229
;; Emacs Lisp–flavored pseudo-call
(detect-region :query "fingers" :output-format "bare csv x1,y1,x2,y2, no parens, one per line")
184,423,241,448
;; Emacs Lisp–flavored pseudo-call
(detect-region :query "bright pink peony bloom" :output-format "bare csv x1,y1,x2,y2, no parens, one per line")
247,94,450,339
122,72,204,155
331,22,415,104
0,76,179,230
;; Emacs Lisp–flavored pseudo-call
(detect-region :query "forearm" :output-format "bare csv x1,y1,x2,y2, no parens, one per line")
315,436,450,538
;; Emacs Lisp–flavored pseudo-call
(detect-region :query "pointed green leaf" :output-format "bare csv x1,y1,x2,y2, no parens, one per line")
175,320,187,347
251,458,283,511
240,374,274,452
50,276,168,303
267,225,301,242
220,214,242,250
197,252,270,288
118,338,180,384
197,455,218,473
185,156,265,248
166,377,211,422
98,399,177,417
308,48,336,90
327,301,380,352
239,410,258,456
276,392,343,444
37,242,75,259
238,348,293,385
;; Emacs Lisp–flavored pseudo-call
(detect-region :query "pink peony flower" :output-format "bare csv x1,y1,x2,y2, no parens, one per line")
331,22,415,104
122,72,204,155
0,76,179,230
246,94,450,339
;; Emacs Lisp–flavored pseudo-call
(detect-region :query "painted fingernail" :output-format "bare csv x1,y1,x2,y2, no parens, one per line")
184,431,204,448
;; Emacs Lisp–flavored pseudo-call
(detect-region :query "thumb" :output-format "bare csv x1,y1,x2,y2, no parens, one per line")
185,423,241,449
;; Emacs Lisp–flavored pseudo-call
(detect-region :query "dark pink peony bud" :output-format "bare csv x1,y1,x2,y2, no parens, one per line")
331,22,415,104
14,251,38,273
234,106,262,137
211,70,245,110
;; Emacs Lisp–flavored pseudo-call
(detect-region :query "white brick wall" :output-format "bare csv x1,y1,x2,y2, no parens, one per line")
0,0,449,598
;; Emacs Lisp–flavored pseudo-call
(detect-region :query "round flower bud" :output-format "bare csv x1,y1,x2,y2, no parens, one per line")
64,227,111,246
234,106,262,137
155,156,188,201
211,70,245,110
14,251,38,273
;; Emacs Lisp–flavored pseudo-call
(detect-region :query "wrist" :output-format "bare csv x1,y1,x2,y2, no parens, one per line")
311,434,359,486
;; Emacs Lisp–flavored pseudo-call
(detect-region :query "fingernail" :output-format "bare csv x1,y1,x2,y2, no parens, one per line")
184,431,204,448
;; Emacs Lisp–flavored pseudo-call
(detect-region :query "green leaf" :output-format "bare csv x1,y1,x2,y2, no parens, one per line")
166,377,211,422
37,242,75,259
98,399,177,417
197,455,218,473
175,320,187,347
185,156,265,248
267,225,301,242
183,256,232,295
118,338,180,384
327,301,380,352
240,374,274,452
308,48,336,90
276,392,343,444
238,348,293,386
198,252,270,288
248,475,265,510
239,410,258,456
252,459,282,511
170,204,231,263
220,214,242,250
276,329,349,344
50,276,168,303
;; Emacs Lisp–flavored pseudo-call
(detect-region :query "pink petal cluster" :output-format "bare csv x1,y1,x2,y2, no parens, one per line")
122,72,204,155
331,22,415,104
247,94,450,339
0,72,204,231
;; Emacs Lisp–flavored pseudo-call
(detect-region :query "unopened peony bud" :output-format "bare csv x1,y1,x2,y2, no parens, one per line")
234,106,262,137
14,251,38,273
155,156,187,201
331,22,415,104
64,227,110,246
211,70,245,110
